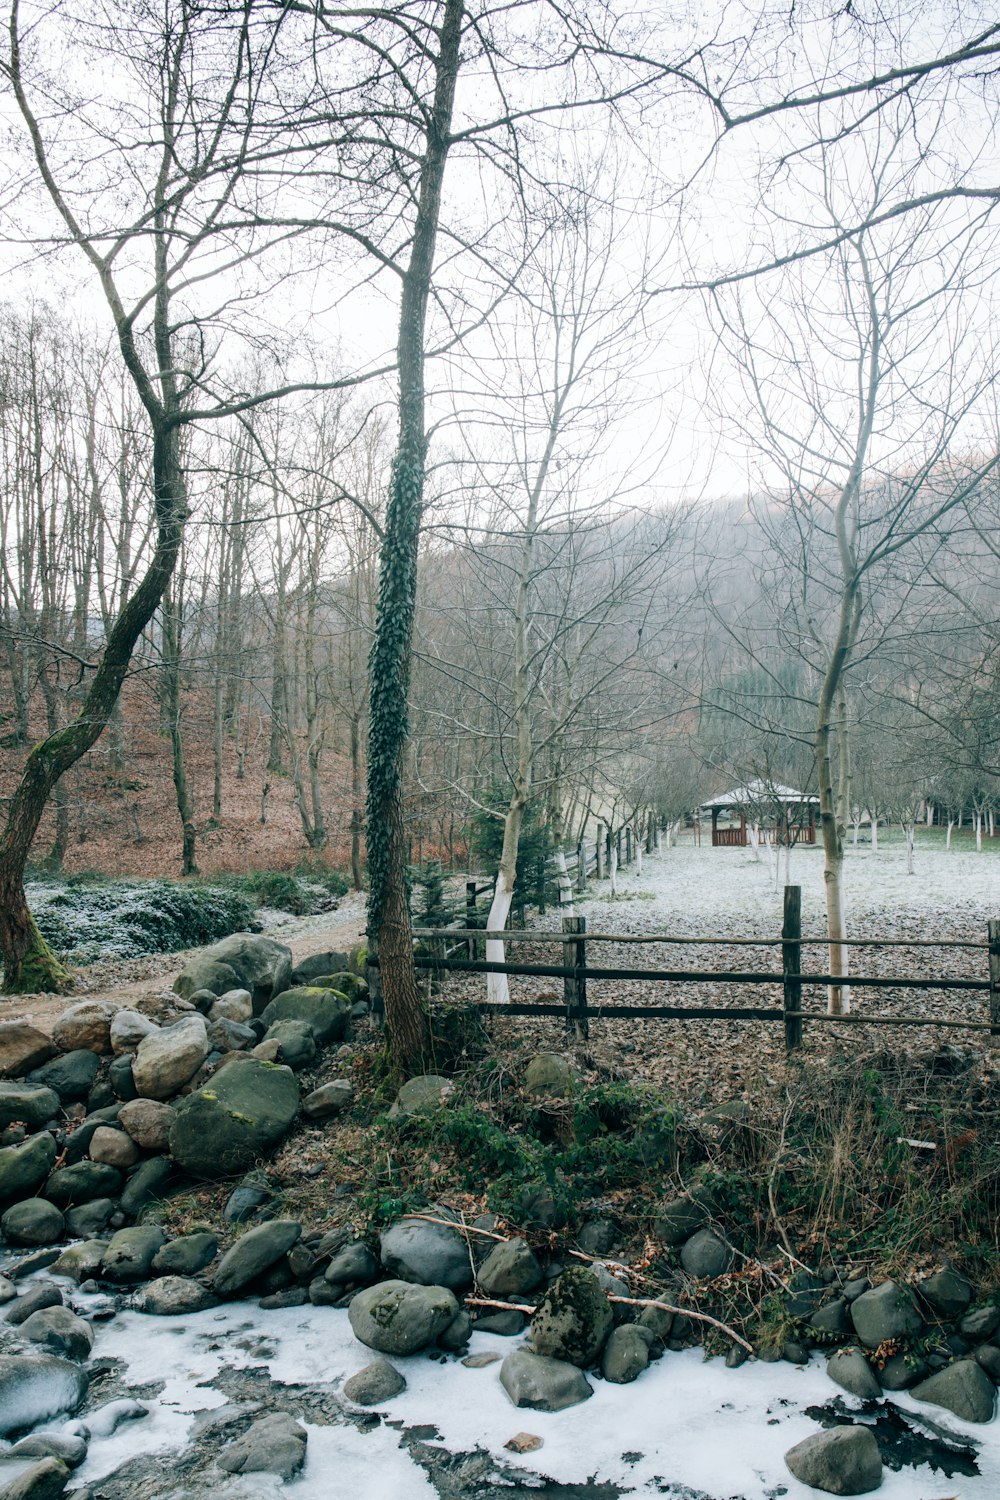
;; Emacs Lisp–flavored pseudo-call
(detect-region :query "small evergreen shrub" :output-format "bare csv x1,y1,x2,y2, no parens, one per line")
29,880,257,961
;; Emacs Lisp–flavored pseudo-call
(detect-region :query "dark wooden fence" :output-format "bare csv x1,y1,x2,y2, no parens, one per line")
372,885,1000,1053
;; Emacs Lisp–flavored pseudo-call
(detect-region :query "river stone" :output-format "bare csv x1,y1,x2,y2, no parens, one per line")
259,988,350,1047
224,1181,269,1222
960,1304,1000,1341
261,1019,317,1071
174,958,241,1003
917,1266,973,1320
785,1426,882,1495
343,1358,406,1405
879,1352,928,1390
168,1059,299,1177
87,1126,139,1170
850,1280,922,1348
602,1324,654,1384
313,971,367,1002
680,1228,732,1279
379,1212,473,1291
117,1099,174,1152
132,1015,208,1101
811,1298,852,1337
0,1085,59,1132
109,1056,136,1102
302,1080,353,1121
26,1053,98,1104
388,1075,454,1118
524,1053,573,1097
209,990,253,1024
477,1237,543,1298
6,1285,62,1326
827,1348,882,1400
109,1011,158,1056
325,1241,379,1287
19,1307,94,1362
218,1412,307,1479
652,1191,713,1245
0,1355,87,1436
207,1019,256,1054
214,1220,301,1296
974,1344,1000,1381
291,950,349,986
0,1456,71,1499
119,1157,172,1216
10,1436,86,1470
0,1025,55,1079
102,1226,166,1282
51,1001,116,1057
577,1220,617,1257
1,1198,64,1247
152,1231,218,1277
530,1267,613,1367
140,1277,215,1316
0,1133,57,1204
475,1309,526,1336
44,1161,122,1207
499,1350,592,1412
911,1359,997,1422
50,1240,107,1282
348,1280,459,1355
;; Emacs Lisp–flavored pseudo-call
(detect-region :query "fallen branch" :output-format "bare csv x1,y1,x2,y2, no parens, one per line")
465,1293,752,1353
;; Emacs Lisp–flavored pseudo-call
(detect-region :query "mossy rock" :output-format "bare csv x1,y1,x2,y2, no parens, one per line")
530,1265,614,1367
168,1059,299,1178
310,971,367,1002
259,987,351,1047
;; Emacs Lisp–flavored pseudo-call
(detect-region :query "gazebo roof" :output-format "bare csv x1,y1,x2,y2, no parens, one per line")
698,778,819,812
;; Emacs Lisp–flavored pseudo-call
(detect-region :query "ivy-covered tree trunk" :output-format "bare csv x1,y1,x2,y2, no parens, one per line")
366,0,464,1072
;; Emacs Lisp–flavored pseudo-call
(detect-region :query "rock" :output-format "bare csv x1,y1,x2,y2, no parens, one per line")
19,1308,94,1362
259,988,350,1047
974,1344,1000,1381
168,1059,299,1178
478,1237,543,1298
1,1198,64,1246
76,1398,148,1438
0,1025,55,1079
811,1299,852,1337
524,1053,573,1097
530,1267,613,1367
101,1226,166,1282
176,936,292,1015
9,1436,85,1470
50,1240,107,1282
224,1181,269,1222
504,1432,542,1454
0,1279,12,1305
0,1132,57,1205
342,1358,406,1405
6,1285,62,1325
499,1350,592,1412
152,1231,218,1277
0,1457,70,1500
960,1304,1000,1341
51,1001,117,1057
325,1241,379,1287
26,1053,99,1103
174,959,241,1003
380,1211,473,1291
0,1355,88,1436
438,1310,472,1351
474,1309,526,1336
602,1325,654,1383
879,1352,927,1389
140,1277,215,1316
117,1099,174,1152
209,990,253,1023
132,1015,208,1100
785,1426,882,1495
639,1306,674,1341
911,1359,996,1422
652,1190,713,1245
348,1281,459,1355
850,1280,922,1348
302,1080,353,1121
214,1220,301,1296
119,1157,171,1216
109,1056,136,1102
44,1161,122,1207
827,1348,882,1400
313,971,367,1002
87,1125,139,1170
0,1085,59,1132
577,1220,617,1257
261,1019,317,1070
917,1266,973,1321
388,1074,455,1118
207,1019,256,1054
217,1412,307,1479
463,1352,501,1368
291,950,349,986
680,1228,732,1279
107,1010,158,1057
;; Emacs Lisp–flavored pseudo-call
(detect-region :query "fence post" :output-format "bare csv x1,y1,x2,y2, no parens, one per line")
537,857,546,915
782,884,802,1052
577,838,587,893
563,913,588,1040
467,881,478,961
625,826,632,864
989,919,1000,1043
366,935,383,1029
596,824,604,880
616,828,623,869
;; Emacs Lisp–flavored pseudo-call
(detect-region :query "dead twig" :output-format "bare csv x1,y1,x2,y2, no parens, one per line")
465,1293,753,1353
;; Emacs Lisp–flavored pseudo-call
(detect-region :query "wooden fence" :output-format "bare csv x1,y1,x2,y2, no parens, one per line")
371,885,1000,1053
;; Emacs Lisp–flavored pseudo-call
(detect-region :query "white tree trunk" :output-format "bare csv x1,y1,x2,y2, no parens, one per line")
747,820,760,862
485,868,515,1003
991,809,996,838
784,834,791,888
824,852,851,1014
634,829,642,875
946,817,954,850
871,816,879,853
905,822,915,875
976,812,983,852
554,848,574,914
609,843,618,897
852,816,860,847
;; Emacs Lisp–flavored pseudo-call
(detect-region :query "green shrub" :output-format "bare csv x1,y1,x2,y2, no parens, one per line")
28,880,256,962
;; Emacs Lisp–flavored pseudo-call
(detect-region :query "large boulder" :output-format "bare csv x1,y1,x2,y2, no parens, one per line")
87,1126,139,1170
44,1161,122,1208
140,1276,216,1316
214,1220,301,1297
0,1355,88,1437
120,1157,171,1216
785,1427,882,1495
291,950,349,986
916,1266,973,1320
259,988,350,1047
529,1267,614,1367
911,1360,997,1423
132,1015,208,1100
168,1059,299,1177
379,1211,473,1291
0,1132,57,1205
0,1024,55,1078
499,1350,592,1412
1,1198,64,1247
19,1307,94,1363
524,1053,574,1098
173,957,240,1002
51,1002,117,1056
261,1019,317,1071
680,1228,732,1279
602,1325,654,1384
348,1281,459,1356
850,1280,922,1349
342,1358,406,1406
827,1349,882,1401
175,935,292,1015
0,1083,59,1131
101,1226,166,1282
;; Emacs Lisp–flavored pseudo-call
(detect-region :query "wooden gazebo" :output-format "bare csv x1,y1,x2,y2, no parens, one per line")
697,779,819,848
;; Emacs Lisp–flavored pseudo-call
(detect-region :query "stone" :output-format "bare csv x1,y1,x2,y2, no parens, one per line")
168,1059,299,1178
9,1436,86,1470
176,935,293,1015
0,1132,57,1204
108,1010,159,1056
530,1267,613,1367
0,1084,59,1131
850,1280,923,1349
811,1299,852,1337
291,950,349,986
827,1348,882,1400
260,988,350,1047
348,1280,459,1356
342,1358,406,1405
217,1413,307,1479
101,1225,166,1282
50,1240,107,1283
261,1018,317,1070
602,1324,654,1383
463,1353,501,1368
109,1056,136,1102
474,1309,525,1336
1,1198,64,1246
325,1241,379,1287
302,1080,353,1121
152,1231,218,1277
174,959,241,1003
0,1355,87,1436
87,1126,139,1170
207,1019,256,1053
680,1228,732,1279
960,1304,1000,1341
577,1220,617,1257
26,1053,98,1103
504,1432,542,1454
63,1199,115,1237
524,1053,573,1097
51,1002,117,1056
209,990,253,1023
917,1266,973,1321
6,1285,62,1326
132,1015,208,1100
119,1157,171,1216
0,1024,54,1079
214,1220,302,1296
974,1344,1000,1381
842,1278,870,1302
44,1160,122,1207
911,1360,997,1423
639,1306,674,1341
20,1307,94,1362
117,1099,174,1152
652,1191,713,1246
388,1075,455,1118
879,1352,928,1390
784,1427,882,1495
438,1310,472,1351
224,1182,269,1222
478,1237,544,1299
0,1457,70,1499
140,1277,215,1316
499,1350,592,1412
380,1211,473,1291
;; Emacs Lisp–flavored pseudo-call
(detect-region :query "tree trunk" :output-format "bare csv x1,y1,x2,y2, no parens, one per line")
946,816,954,849
485,797,525,1003
905,821,915,874
871,814,879,852
350,713,364,891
